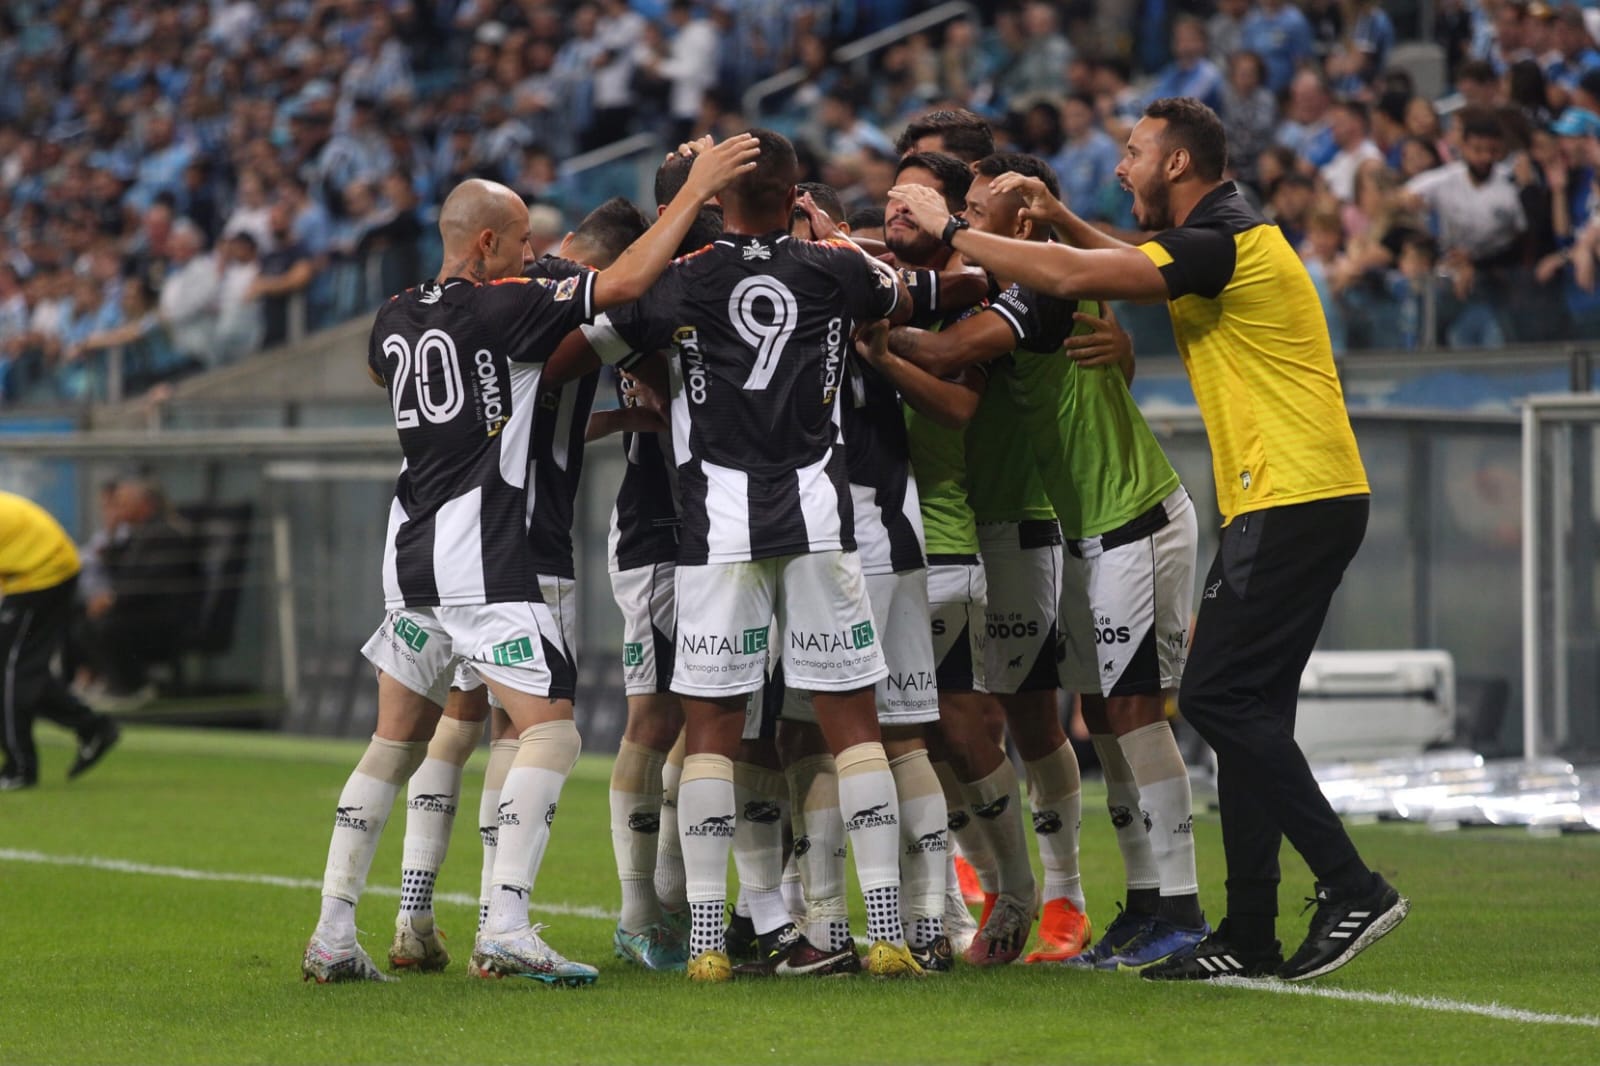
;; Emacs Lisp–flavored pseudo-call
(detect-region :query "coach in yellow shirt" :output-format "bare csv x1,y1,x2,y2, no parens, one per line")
0,491,119,789
888,96,1407,984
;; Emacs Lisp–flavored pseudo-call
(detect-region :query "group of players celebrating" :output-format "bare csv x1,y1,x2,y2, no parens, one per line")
301,99,1406,987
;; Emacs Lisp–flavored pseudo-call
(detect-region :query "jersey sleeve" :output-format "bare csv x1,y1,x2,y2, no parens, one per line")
488,271,600,363
899,268,940,321
830,242,901,323
578,269,680,369
985,282,1076,353
1138,226,1237,301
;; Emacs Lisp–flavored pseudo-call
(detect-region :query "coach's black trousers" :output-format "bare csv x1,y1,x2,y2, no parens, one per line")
1,577,104,781
1178,495,1370,928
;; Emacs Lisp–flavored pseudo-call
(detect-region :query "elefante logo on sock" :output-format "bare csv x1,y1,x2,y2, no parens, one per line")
479,825,498,847
544,803,557,827
793,834,811,856
628,811,661,833
685,814,736,838
408,793,456,815
973,795,1010,820
845,802,896,831
1032,809,1063,834
334,805,369,831
498,799,520,827
743,800,782,824
907,829,946,855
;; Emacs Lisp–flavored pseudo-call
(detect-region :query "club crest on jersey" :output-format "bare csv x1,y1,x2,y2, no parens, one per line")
741,239,771,261
553,275,581,302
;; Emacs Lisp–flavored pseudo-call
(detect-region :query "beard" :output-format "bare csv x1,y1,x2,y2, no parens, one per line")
885,224,943,267
1133,175,1174,232
1466,161,1494,183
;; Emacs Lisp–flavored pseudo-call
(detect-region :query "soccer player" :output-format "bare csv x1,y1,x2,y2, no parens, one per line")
563,129,922,981
383,196,656,974
301,136,758,985
879,150,1042,966
888,97,1408,982
0,491,120,791
886,152,1207,970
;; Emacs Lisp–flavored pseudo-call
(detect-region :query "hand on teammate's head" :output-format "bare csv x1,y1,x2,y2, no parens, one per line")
681,133,762,202
886,183,952,235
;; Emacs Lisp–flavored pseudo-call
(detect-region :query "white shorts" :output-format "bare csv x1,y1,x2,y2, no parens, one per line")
363,582,577,703
779,569,941,728
672,551,887,698
1059,488,1198,697
608,561,676,697
926,558,987,693
978,521,1063,695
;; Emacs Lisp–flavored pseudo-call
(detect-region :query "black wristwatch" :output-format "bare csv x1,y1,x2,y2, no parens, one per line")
940,215,970,247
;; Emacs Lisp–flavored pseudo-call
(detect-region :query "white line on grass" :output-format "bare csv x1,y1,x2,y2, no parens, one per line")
6,847,1598,1031
1213,977,1600,1029
0,847,615,922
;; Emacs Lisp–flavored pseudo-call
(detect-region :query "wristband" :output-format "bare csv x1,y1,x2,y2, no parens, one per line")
941,215,970,247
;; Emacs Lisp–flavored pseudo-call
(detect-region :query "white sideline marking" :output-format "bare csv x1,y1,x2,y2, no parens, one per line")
1214,976,1600,1029
4,846,1597,1030
0,848,615,922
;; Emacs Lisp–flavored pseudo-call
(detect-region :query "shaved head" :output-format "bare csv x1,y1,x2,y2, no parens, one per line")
437,179,533,280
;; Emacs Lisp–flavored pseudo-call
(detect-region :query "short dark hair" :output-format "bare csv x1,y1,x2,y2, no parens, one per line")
1458,58,1497,85
653,153,694,208
1459,106,1505,142
894,151,973,211
795,181,846,223
723,127,799,216
571,196,651,262
678,206,724,258
973,152,1061,202
846,205,885,231
1143,97,1228,182
1333,98,1371,128
894,109,994,162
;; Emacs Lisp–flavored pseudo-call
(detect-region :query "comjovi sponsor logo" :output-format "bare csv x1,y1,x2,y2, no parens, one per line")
821,316,844,402
743,800,782,824
684,814,736,838
1032,809,1063,834
474,348,506,436
676,327,709,404
789,620,875,654
408,793,456,815
845,802,897,831
334,805,369,831
497,799,520,827
627,812,660,833
680,627,768,656
623,642,644,667
491,636,536,666
392,617,428,652
907,830,947,855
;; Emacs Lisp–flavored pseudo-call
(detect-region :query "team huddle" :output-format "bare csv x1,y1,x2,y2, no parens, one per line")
301,99,1409,988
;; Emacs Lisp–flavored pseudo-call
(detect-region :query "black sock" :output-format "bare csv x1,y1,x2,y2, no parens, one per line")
1125,887,1161,917
1226,913,1277,950
1321,858,1375,897
1157,892,1205,930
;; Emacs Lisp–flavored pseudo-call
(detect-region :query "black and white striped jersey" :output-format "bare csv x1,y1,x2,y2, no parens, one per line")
609,371,681,572
584,233,900,565
371,269,598,608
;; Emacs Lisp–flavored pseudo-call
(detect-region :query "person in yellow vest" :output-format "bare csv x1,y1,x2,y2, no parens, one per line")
0,491,120,789
886,95,1407,984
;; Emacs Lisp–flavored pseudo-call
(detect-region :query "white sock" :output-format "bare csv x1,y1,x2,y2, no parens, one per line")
965,758,1035,901
889,749,946,947
679,753,735,958
732,761,791,935
1091,734,1159,896
477,739,518,931
655,735,687,913
484,720,581,936
932,759,998,894
610,739,667,933
317,737,426,942
1025,742,1085,910
1119,722,1200,897
780,853,805,920
786,753,850,951
397,714,483,929
837,742,903,945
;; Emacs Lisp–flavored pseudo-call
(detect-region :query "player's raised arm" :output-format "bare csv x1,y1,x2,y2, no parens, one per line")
886,312,1014,379
855,321,982,430
886,183,1167,304
591,133,760,310
987,171,1134,252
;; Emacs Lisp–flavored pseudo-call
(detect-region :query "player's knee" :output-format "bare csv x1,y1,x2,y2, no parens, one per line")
427,714,484,766
512,717,582,775
355,735,429,785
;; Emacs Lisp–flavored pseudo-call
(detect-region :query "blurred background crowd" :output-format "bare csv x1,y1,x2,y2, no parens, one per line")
6,0,1600,407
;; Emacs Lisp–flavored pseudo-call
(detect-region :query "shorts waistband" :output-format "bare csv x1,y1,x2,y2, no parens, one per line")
926,553,980,566
1067,487,1188,559
977,519,1063,551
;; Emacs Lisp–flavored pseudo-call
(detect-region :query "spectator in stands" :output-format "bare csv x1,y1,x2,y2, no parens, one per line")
1508,58,1556,129
1322,100,1384,203
815,85,895,161
589,0,646,150
1278,70,1337,170
158,219,218,367
1208,0,1249,70
79,476,199,706
1487,0,1534,75
1544,7,1600,112
651,0,720,144
250,198,317,349
1299,206,1352,352
80,275,199,395
124,112,195,214
1146,16,1225,113
222,169,274,252
1457,58,1504,110
1399,135,1446,181
1329,0,1397,93
1222,51,1277,188
1053,91,1123,223
214,231,263,365
1268,171,1317,251
55,274,121,400
997,2,1075,104
1242,0,1316,95
1089,56,1143,134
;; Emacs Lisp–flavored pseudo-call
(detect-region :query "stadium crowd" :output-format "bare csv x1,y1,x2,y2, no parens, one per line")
5,0,1600,407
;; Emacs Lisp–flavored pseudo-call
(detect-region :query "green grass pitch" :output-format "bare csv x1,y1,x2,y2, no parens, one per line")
2,726,1597,1065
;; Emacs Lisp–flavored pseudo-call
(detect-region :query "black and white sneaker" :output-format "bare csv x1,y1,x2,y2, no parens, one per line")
68,720,120,780
1278,874,1409,982
1140,919,1281,981
723,911,759,966
908,934,954,973
732,922,858,977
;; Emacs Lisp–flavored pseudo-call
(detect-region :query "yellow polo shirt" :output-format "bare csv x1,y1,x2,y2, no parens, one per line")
0,492,81,595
